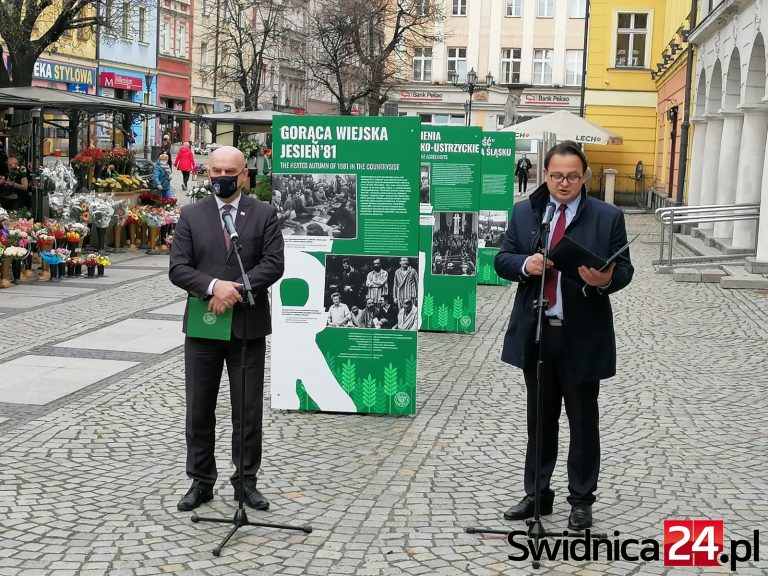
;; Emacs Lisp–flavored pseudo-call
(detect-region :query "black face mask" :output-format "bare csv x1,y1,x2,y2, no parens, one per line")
211,175,239,198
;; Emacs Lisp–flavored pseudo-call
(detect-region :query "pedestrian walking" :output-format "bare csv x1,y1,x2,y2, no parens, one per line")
515,153,532,195
174,142,195,191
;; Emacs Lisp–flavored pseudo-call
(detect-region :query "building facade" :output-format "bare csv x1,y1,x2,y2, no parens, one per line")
97,0,159,151
158,0,193,143
688,0,768,265
584,0,666,181
651,3,692,200
396,0,587,133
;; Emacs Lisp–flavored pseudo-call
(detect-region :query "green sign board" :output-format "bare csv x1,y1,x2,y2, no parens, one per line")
419,126,481,333
478,131,516,285
270,116,421,415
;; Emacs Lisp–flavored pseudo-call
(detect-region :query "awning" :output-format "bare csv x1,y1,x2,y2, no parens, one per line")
0,86,199,119
500,110,623,146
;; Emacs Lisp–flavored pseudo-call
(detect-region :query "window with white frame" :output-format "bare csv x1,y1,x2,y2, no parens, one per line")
500,48,521,84
202,0,210,15
121,2,130,38
570,0,586,18
532,49,553,84
565,50,583,85
505,0,521,17
452,0,466,16
160,19,170,53
537,0,553,18
104,0,115,32
447,47,467,83
615,13,648,67
138,7,148,43
412,47,433,82
417,0,429,16
177,23,188,57
201,42,209,66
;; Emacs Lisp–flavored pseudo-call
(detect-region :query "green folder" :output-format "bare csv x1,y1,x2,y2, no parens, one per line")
186,297,233,340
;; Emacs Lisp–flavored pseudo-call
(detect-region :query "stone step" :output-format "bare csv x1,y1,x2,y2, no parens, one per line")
674,233,727,258
719,264,768,289
672,267,728,283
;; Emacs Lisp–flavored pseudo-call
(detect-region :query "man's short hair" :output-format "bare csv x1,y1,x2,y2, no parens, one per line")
342,258,351,265
331,292,340,299
543,141,588,172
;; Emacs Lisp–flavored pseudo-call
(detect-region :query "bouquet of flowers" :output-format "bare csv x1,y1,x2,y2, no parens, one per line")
40,249,67,265
144,207,166,228
71,146,105,168
138,192,161,206
3,246,29,259
0,207,8,224
83,252,99,267
66,194,93,224
163,209,180,226
188,180,211,201
88,196,114,228
96,255,111,267
238,135,263,158
193,163,207,176
111,199,130,226
65,231,81,244
67,222,89,237
160,197,177,207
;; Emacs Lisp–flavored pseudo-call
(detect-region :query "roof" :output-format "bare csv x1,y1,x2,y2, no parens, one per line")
0,86,199,119
202,110,289,125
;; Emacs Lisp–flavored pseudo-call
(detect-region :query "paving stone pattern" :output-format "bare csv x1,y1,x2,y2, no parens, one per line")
0,214,766,575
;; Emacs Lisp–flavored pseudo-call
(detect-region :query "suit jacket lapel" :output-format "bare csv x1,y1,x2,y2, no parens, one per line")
205,195,228,256
225,193,255,263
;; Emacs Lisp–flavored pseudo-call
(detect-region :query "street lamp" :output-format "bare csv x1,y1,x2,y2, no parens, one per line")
451,67,494,126
271,94,279,112
144,72,153,160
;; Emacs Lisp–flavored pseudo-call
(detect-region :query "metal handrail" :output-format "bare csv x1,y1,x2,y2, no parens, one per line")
654,203,761,267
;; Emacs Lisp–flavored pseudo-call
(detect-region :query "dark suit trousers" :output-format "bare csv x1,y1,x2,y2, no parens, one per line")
523,323,600,505
184,335,265,488
518,172,528,194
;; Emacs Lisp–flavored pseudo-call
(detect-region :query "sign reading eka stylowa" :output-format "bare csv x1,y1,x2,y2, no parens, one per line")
270,116,422,415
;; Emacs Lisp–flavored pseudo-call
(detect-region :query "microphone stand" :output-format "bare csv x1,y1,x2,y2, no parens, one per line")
191,232,312,556
464,207,605,569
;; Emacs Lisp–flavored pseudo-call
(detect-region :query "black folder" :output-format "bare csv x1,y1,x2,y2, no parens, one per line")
548,234,638,283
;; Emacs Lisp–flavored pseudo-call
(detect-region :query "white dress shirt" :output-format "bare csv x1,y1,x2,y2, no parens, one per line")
206,194,243,295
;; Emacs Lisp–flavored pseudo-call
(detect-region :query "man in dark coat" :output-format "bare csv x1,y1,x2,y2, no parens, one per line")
495,141,633,531
515,153,532,195
169,145,284,512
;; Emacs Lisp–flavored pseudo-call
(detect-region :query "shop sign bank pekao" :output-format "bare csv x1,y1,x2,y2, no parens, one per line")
32,60,96,86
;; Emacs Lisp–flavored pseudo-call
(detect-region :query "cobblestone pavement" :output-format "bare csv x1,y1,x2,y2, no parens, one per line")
0,214,766,576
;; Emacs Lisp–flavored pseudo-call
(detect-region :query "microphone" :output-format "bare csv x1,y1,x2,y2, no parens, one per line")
541,202,556,226
222,211,239,242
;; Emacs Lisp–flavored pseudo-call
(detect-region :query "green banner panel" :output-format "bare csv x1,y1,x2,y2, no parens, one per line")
419,126,481,333
270,116,421,415
478,131,516,286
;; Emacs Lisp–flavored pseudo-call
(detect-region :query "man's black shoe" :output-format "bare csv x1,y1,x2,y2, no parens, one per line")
234,484,270,511
503,494,553,521
568,504,593,531
177,485,213,511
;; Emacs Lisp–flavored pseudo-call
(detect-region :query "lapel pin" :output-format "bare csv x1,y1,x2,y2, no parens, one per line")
240,211,246,216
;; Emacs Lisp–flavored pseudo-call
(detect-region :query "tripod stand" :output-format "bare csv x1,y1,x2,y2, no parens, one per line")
465,204,605,569
191,232,312,556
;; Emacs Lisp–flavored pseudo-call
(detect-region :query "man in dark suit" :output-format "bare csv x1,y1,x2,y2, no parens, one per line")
169,145,284,512
495,141,633,531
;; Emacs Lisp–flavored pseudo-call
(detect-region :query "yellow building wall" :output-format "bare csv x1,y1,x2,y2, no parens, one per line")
33,2,97,60
585,0,667,182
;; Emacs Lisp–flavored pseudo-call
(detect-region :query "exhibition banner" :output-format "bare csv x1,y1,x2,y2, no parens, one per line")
478,131,516,286
270,116,421,415
419,126,482,333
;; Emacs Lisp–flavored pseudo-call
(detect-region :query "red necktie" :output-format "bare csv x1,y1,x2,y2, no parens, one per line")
543,204,567,308
222,205,232,252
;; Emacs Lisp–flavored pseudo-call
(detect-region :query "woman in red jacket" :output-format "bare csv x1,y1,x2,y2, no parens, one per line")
174,142,195,191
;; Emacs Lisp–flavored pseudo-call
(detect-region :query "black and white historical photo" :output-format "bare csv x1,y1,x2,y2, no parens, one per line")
431,211,479,276
323,255,419,330
479,210,509,248
272,173,357,239
420,163,431,204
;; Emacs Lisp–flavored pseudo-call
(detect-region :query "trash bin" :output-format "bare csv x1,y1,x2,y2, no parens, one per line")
150,145,162,162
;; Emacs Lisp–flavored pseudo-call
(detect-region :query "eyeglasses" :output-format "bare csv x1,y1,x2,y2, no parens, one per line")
547,173,583,184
